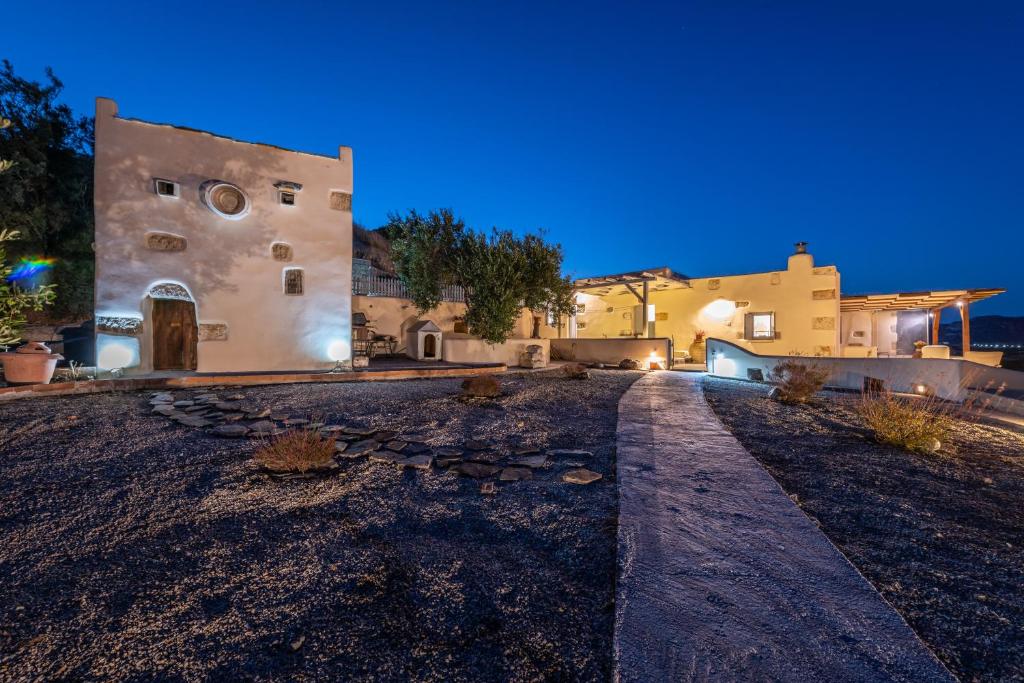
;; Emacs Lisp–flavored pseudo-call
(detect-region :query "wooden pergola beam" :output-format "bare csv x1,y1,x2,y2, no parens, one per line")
960,301,971,353
931,308,942,345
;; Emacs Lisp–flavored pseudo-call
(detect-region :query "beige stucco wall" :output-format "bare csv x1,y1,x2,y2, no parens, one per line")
443,335,549,366
353,295,559,354
574,252,841,357
93,98,353,372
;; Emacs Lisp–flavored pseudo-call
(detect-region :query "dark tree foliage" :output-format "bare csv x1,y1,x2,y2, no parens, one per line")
388,209,575,344
0,60,94,320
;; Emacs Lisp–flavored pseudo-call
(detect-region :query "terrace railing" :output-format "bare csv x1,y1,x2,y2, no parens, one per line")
352,258,465,302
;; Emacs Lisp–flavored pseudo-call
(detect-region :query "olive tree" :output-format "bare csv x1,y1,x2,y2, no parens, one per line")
388,209,575,344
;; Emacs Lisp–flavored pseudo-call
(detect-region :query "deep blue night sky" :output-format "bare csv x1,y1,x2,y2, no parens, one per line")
3,1,1022,317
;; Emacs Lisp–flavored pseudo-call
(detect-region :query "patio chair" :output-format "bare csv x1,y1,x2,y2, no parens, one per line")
352,324,377,359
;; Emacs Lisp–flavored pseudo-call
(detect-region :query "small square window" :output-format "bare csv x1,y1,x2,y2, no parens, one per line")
279,191,296,206
746,312,775,340
154,178,179,197
284,268,304,296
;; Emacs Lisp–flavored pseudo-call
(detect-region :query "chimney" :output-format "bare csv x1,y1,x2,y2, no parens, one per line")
787,241,814,271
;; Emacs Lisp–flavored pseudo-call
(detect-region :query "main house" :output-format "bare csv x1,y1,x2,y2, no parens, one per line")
92,99,1004,375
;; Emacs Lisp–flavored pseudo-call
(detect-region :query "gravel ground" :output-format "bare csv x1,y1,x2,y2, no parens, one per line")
703,377,1024,683
0,369,640,682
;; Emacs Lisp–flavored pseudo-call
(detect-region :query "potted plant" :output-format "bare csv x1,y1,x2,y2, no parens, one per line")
689,329,707,364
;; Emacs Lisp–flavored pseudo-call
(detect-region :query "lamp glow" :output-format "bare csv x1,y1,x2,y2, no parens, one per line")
703,298,737,322
327,339,350,362
97,340,137,369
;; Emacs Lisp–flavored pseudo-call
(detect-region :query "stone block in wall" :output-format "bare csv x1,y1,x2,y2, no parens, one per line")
96,315,143,336
271,242,293,261
198,323,228,341
707,279,720,290
813,288,837,300
815,345,833,356
145,232,187,252
770,273,781,285
812,316,836,330
813,266,836,275
329,191,352,211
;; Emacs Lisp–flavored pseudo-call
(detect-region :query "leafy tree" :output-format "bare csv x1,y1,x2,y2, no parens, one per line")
1,118,56,345
0,60,94,320
388,209,463,312
519,233,575,338
389,209,575,344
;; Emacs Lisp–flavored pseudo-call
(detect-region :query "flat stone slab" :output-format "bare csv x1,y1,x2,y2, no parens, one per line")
510,454,548,469
369,451,404,465
547,448,592,458
562,468,602,485
614,371,953,683
211,424,249,438
398,455,432,470
499,467,533,482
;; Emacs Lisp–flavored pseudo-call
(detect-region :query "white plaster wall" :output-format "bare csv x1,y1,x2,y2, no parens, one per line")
575,252,841,356
874,311,899,356
93,98,353,372
707,337,1024,404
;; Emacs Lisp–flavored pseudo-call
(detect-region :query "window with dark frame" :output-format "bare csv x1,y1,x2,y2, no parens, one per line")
744,311,775,340
154,179,179,197
284,268,304,296
279,190,296,206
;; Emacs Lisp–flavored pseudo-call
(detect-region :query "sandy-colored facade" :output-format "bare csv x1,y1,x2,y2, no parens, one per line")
93,98,353,373
572,245,841,358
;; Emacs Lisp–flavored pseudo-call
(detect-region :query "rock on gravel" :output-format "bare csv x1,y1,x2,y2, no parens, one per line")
453,462,501,478
563,468,603,484
211,424,249,438
398,455,433,470
500,467,533,481
369,450,405,464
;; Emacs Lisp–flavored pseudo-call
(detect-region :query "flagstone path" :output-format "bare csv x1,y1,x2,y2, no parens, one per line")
613,371,954,682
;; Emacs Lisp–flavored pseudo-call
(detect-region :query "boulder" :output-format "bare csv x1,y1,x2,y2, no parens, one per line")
562,363,591,379
619,358,640,370
461,375,501,398
563,468,603,485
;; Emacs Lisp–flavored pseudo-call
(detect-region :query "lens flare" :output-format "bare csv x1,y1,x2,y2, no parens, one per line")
7,257,56,282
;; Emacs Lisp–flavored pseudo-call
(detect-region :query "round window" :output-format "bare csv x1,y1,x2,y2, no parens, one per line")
202,181,250,220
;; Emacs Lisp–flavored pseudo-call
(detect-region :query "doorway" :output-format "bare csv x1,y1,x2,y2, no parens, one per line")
152,299,198,370
423,334,437,359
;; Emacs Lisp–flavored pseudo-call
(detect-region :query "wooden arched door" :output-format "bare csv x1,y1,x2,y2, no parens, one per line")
152,299,198,370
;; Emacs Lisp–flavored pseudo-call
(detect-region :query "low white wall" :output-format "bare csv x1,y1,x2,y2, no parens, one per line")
442,335,549,367
550,338,671,369
707,337,1024,411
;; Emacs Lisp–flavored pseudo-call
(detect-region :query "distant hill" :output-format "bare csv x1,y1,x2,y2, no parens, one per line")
939,315,1024,348
353,224,394,272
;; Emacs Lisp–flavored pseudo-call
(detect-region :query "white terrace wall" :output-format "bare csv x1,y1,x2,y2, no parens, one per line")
707,337,1024,413
93,98,353,373
550,337,672,369
574,251,841,357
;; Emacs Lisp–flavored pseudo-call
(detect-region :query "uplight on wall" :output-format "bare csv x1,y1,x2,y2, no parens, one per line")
97,335,140,371
703,298,737,323
327,339,350,362
712,350,737,377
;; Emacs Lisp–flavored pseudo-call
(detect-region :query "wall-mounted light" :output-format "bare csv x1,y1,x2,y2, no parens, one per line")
703,298,737,323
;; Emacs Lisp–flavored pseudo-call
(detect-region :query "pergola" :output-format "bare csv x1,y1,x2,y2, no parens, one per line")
840,287,1005,351
573,267,691,337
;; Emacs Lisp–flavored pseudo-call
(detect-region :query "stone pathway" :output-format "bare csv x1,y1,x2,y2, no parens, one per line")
614,371,953,682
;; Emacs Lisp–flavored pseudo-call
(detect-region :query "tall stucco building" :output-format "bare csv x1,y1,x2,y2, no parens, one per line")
93,98,353,373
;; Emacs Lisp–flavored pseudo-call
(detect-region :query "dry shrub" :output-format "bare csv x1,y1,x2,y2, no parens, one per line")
255,429,336,473
859,391,950,454
768,359,830,404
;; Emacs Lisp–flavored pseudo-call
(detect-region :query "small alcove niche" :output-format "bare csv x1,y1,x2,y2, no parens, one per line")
283,268,304,296
271,242,293,262
154,178,179,198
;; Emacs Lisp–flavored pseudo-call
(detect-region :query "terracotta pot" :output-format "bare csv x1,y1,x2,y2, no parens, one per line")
0,342,63,385
689,340,707,364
